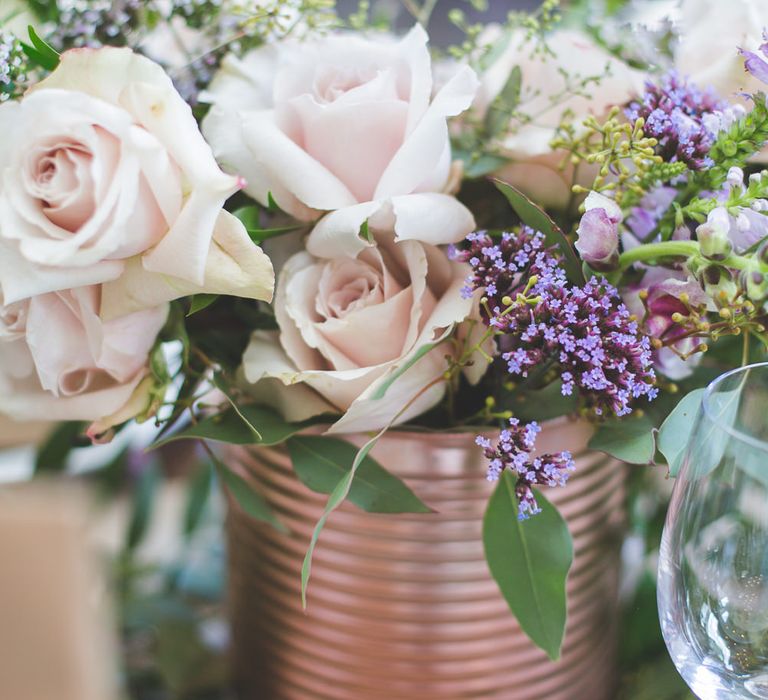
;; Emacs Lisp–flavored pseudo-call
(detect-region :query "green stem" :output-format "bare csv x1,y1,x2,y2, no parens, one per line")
618,241,699,269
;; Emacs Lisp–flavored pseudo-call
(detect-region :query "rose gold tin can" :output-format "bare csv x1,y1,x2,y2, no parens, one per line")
227,419,624,700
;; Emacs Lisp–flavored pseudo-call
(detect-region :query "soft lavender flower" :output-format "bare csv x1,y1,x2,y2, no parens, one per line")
626,186,678,241
477,418,575,520
626,71,727,170
0,31,27,102
740,30,768,85
51,0,144,49
575,191,622,271
456,230,658,418
450,228,566,313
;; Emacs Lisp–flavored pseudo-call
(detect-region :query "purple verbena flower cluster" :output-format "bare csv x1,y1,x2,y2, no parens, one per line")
476,419,575,520
626,71,727,170
453,230,658,418
450,227,566,310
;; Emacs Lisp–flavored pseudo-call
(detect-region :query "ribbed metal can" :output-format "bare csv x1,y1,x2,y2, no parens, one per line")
226,418,625,700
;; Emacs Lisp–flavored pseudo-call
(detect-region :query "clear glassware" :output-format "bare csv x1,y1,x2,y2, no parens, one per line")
659,362,768,699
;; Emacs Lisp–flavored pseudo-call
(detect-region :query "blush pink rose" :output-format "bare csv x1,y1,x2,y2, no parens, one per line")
242,226,477,434
0,47,273,315
0,286,167,425
202,25,477,247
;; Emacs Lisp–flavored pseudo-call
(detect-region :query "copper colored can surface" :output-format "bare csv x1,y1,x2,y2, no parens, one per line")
227,419,625,700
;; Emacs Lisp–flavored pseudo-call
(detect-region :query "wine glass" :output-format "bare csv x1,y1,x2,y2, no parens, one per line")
659,362,768,699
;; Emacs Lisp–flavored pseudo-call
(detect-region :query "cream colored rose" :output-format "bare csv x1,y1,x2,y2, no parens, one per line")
202,25,477,245
675,0,768,100
475,28,644,209
0,286,167,424
0,47,273,315
242,228,475,434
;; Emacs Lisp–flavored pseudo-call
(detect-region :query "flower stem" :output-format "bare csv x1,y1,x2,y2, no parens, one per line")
618,241,699,269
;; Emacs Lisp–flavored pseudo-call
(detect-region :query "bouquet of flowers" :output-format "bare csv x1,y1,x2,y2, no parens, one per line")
4,0,768,662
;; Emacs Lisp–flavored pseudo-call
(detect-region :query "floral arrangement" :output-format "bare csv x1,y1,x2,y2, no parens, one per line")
4,0,768,660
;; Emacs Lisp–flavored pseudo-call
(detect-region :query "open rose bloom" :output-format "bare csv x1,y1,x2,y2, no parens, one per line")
0,46,274,434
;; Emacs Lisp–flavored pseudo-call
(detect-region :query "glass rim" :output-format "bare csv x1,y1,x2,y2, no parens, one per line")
702,361,768,452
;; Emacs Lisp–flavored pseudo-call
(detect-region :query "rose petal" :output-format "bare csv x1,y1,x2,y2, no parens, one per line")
374,64,479,200
100,210,273,318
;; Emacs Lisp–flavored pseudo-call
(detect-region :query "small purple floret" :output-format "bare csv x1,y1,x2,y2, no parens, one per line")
626,71,727,170
478,418,575,520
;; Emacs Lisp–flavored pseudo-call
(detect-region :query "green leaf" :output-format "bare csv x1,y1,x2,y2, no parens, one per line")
212,374,262,442
187,294,218,317
485,65,522,138
246,225,303,244
288,436,431,514
232,205,261,230
22,25,59,71
183,463,213,537
34,421,86,474
588,417,656,464
126,460,160,552
483,474,573,660
300,428,386,607
214,458,286,532
657,388,705,477
494,179,584,283
359,218,373,244
460,152,509,179
151,405,316,449
266,191,281,213
369,341,441,400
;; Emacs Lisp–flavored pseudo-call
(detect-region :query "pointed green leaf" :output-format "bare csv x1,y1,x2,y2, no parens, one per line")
126,460,160,552
214,458,287,532
485,65,522,138
151,405,317,449
300,429,386,607
288,436,431,514
483,474,573,660
23,25,59,71
34,421,86,473
658,388,705,477
494,179,584,283
588,416,656,464
369,341,441,400
183,463,214,537
187,294,218,316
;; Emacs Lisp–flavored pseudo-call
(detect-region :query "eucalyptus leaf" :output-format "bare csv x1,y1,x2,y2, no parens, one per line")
494,179,584,283
658,388,705,477
483,475,573,660
187,294,218,316
151,405,316,449
588,417,656,464
183,463,213,537
288,436,431,513
300,427,387,607
126,460,160,552
485,65,522,138
370,341,441,400
34,421,85,473
215,458,286,532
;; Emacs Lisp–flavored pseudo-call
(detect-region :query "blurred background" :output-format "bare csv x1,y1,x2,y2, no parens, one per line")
0,0,694,698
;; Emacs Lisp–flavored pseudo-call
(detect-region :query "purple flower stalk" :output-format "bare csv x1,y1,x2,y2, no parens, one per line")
626,71,727,170
454,231,658,418
477,419,575,520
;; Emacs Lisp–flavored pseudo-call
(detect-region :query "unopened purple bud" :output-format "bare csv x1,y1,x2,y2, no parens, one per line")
575,192,622,271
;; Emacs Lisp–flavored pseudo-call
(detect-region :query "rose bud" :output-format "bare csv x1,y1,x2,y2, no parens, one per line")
575,191,622,271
